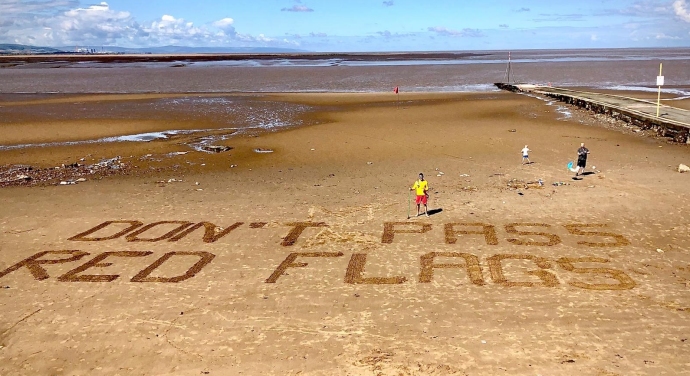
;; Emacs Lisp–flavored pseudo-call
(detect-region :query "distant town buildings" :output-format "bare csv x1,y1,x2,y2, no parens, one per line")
74,47,111,54
0,44,122,55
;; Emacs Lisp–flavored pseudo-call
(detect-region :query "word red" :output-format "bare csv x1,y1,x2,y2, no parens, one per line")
0,251,214,283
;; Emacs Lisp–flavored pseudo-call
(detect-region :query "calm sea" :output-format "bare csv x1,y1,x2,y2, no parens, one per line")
1,48,689,97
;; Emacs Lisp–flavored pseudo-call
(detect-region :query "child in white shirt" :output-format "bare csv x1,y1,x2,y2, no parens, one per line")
521,145,531,164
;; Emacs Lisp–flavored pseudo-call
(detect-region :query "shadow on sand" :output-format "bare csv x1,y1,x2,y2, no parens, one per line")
427,208,443,216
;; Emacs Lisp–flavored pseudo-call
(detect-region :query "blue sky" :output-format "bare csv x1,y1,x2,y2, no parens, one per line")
1,0,689,51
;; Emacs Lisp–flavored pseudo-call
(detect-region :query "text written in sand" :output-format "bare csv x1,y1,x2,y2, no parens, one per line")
65,220,629,248
0,220,635,289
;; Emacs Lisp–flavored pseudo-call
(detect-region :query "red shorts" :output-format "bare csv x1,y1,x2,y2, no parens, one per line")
415,195,428,205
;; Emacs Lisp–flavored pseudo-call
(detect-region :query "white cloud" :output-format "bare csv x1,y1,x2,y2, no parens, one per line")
56,2,138,45
614,1,669,17
656,32,681,39
0,1,140,46
427,26,484,37
375,30,415,39
533,13,584,22
212,18,237,37
0,0,78,15
674,0,690,22
256,34,273,42
213,18,234,28
591,34,599,41
142,14,207,44
0,2,298,48
281,5,314,12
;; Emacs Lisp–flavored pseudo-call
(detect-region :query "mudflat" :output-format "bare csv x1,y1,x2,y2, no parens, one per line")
1,91,689,375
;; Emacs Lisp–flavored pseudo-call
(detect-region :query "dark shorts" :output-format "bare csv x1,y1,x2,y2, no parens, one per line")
577,157,587,168
415,195,428,205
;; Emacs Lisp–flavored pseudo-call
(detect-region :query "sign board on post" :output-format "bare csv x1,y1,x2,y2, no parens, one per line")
656,63,663,117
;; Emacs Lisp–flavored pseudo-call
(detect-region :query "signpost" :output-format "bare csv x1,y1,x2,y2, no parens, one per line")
656,63,664,117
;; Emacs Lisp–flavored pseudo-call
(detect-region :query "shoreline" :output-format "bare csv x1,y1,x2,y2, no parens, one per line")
0,51,493,64
2,90,687,144
1,90,688,188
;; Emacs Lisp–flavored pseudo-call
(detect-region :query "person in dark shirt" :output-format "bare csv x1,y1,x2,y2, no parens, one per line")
576,143,590,176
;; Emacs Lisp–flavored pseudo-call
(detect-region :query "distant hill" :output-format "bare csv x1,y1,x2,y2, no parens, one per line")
59,45,307,54
0,44,66,54
0,43,306,55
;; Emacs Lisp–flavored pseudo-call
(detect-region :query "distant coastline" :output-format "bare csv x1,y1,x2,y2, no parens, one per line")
2,46,689,67
0,51,491,64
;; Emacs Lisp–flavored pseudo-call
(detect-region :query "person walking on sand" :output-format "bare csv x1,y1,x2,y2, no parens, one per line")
410,173,429,217
576,143,590,176
521,145,531,164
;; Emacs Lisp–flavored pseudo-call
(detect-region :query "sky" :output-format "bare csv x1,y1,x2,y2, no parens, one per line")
1,0,689,51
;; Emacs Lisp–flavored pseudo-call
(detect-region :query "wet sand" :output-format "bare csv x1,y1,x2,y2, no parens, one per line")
1,92,689,375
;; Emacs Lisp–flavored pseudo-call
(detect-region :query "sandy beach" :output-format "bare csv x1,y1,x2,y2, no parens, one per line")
1,90,690,375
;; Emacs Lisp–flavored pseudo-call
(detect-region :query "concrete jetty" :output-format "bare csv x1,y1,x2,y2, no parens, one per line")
495,83,690,143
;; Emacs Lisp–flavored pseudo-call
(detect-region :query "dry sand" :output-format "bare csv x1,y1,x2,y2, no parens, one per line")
1,92,689,375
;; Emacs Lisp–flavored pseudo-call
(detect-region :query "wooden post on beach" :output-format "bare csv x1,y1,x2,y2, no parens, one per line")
656,63,663,117
504,52,512,83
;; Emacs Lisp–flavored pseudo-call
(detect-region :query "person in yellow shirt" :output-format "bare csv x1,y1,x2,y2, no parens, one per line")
410,173,429,217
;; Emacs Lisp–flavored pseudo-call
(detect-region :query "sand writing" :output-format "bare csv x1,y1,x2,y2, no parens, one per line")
557,257,636,290
487,254,559,287
265,252,344,283
444,223,499,245
0,249,637,290
0,220,635,287
344,254,408,285
68,220,323,245
266,251,636,290
383,222,629,247
68,220,631,247
0,250,215,283
419,252,485,285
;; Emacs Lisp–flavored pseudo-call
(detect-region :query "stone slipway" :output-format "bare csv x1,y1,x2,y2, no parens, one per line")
495,83,690,143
